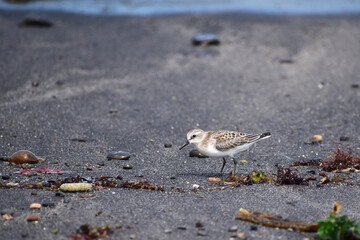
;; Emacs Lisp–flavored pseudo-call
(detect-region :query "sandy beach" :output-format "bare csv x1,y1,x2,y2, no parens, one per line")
0,10,360,239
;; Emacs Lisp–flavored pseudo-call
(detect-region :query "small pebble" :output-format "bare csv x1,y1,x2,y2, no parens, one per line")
30,203,41,209
130,234,136,239
192,34,220,46
339,136,349,141
109,109,118,114
189,150,208,158
164,229,172,233
170,176,176,180
42,202,55,208
228,226,238,232
2,175,10,180
116,175,123,180
195,222,204,229
136,172,144,177
197,230,207,236
19,15,53,28
351,84,359,88
107,151,131,160
27,214,39,222
31,82,39,87
313,135,323,142
2,150,44,164
55,192,65,197
279,58,294,64
250,225,258,231
164,144,172,148
177,226,187,230
123,165,133,170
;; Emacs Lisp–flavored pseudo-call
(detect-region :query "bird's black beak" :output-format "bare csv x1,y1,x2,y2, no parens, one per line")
179,140,189,150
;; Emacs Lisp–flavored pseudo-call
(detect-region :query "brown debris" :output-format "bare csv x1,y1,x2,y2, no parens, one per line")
320,148,360,172
319,172,352,185
235,208,319,232
291,159,320,167
276,167,307,185
69,224,112,240
121,180,164,191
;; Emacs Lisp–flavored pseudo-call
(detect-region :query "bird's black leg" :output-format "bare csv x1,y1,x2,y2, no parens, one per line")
220,157,226,175
232,158,237,175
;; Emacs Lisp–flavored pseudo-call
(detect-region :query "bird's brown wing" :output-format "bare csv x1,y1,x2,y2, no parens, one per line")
214,131,262,151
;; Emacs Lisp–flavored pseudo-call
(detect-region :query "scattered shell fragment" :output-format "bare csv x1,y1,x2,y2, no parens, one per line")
0,150,44,164
27,214,39,222
60,183,92,192
107,151,130,160
30,203,41,209
313,135,323,142
240,160,248,163
209,177,221,182
2,214,13,220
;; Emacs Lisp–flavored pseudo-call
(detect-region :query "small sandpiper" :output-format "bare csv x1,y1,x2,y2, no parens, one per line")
180,128,271,175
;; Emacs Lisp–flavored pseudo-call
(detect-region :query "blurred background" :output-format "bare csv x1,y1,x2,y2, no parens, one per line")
1,0,360,15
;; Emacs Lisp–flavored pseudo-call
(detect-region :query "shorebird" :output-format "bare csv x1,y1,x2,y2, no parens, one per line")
180,128,271,175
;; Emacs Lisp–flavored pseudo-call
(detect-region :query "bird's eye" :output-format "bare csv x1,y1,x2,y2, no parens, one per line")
192,134,196,138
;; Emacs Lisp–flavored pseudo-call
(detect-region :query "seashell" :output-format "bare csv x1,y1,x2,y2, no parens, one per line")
0,150,44,164
60,183,92,192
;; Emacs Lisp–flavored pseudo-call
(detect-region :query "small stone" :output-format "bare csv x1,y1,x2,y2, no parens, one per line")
279,58,294,64
109,109,118,114
123,165,133,170
177,226,187,230
31,82,39,87
351,84,359,88
170,176,176,180
189,150,208,158
107,151,131,160
164,144,172,148
136,172,144,177
339,136,349,141
30,203,41,209
19,15,53,28
192,34,220,46
195,221,204,228
164,229,172,233
313,135,323,142
116,175,123,180
2,175,10,180
130,234,136,239
250,225,258,231
27,214,39,222
228,226,238,232
42,202,55,208
197,230,207,236
31,192,37,195
55,192,65,197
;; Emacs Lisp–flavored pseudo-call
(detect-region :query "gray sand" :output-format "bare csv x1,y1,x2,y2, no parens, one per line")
0,10,360,239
